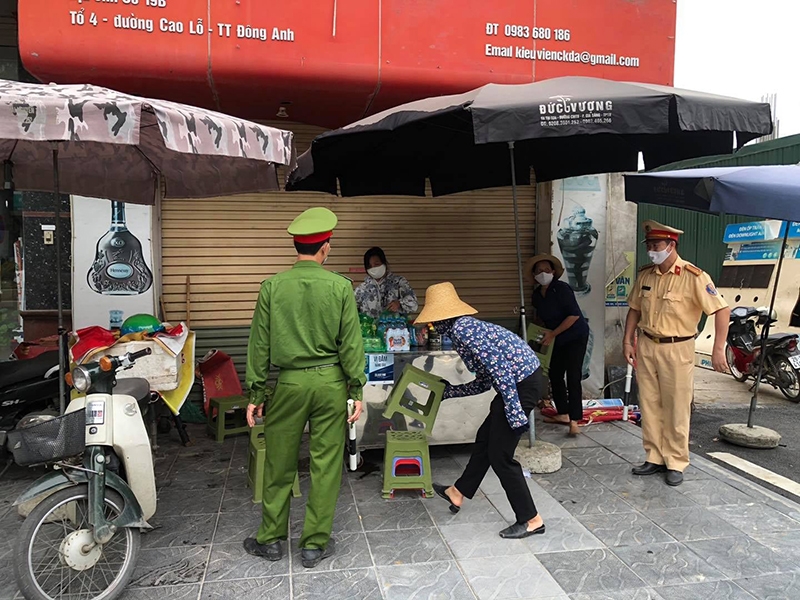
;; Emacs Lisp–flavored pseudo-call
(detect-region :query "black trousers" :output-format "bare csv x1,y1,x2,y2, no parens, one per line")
455,369,544,524
549,335,589,422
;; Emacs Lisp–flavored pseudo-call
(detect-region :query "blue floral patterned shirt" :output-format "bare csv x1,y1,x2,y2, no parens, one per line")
439,316,540,432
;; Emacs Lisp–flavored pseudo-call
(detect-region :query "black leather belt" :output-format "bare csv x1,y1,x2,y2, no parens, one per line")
642,331,695,344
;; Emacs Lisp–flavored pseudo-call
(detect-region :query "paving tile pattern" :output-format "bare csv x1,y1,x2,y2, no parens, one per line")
3,418,800,599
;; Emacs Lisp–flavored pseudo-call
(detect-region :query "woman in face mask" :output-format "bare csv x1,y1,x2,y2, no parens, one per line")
527,254,591,436
354,247,419,319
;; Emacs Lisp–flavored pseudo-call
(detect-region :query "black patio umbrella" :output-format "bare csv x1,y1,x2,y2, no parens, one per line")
287,76,772,336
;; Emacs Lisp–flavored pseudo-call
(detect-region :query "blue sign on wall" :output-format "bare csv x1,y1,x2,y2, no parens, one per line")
724,221,800,244
734,241,783,261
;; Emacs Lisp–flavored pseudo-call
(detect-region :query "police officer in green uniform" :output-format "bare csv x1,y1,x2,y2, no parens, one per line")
243,207,366,568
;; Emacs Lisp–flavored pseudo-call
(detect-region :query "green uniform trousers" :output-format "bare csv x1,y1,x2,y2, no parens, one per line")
256,365,347,550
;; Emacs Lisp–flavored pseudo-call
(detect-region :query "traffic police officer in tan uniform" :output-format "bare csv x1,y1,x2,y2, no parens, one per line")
623,220,730,486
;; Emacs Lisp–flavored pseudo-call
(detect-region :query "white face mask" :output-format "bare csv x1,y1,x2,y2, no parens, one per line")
367,265,387,280
648,247,672,265
322,244,331,265
534,272,554,286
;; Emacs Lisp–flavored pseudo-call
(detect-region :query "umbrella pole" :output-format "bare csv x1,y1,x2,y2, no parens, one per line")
508,142,528,339
52,146,67,415
747,223,790,428
508,142,536,446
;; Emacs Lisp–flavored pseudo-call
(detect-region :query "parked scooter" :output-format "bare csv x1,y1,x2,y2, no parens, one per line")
10,348,156,600
0,351,61,459
726,306,800,401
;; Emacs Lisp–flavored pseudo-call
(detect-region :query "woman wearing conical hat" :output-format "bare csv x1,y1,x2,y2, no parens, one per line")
526,253,590,437
416,282,546,539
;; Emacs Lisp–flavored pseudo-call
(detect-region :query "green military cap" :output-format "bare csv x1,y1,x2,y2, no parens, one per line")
287,207,338,243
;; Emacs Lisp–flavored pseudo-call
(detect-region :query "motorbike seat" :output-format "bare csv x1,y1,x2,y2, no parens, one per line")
114,378,151,403
765,333,798,345
0,351,59,389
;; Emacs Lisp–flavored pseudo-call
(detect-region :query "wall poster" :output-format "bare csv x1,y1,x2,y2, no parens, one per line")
551,176,607,397
72,195,156,331
605,251,635,307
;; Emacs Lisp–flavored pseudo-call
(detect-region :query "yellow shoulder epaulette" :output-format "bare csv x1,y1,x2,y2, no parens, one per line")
685,263,702,276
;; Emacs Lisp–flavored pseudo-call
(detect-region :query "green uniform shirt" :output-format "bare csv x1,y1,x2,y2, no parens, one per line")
246,260,366,405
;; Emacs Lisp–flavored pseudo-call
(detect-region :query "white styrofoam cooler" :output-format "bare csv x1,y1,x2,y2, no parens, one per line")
101,340,183,391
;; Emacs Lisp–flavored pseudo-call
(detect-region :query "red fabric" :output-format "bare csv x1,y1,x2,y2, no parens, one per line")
541,405,640,424
293,231,332,244
13,337,59,360
197,350,244,415
645,229,679,242
70,326,118,364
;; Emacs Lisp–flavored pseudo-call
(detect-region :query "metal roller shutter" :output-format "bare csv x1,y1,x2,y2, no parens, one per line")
161,122,536,328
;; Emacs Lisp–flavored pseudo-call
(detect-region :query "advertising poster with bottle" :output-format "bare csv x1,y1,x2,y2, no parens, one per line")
71,196,156,331
551,176,607,397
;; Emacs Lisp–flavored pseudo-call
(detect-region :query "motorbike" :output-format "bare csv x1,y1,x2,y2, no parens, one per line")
726,306,800,401
0,351,61,460
9,348,157,600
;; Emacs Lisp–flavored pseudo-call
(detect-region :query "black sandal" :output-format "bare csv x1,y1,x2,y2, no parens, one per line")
433,483,460,514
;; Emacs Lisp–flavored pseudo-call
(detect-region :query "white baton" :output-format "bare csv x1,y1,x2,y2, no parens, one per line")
623,362,634,421
346,399,359,471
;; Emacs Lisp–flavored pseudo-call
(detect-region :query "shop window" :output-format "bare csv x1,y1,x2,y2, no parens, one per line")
0,191,22,354
718,264,775,289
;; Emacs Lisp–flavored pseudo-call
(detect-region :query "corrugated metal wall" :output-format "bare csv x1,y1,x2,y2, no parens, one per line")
162,121,537,328
166,121,537,401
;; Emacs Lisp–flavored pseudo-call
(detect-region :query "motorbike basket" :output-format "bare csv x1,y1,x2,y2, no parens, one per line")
7,409,86,466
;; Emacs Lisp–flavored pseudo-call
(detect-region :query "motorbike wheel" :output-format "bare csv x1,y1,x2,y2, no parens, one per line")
13,484,140,600
726,345,748,382
157,416,172,435
774,357,800,402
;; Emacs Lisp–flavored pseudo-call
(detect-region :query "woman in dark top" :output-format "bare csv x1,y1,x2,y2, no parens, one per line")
527,254,591,436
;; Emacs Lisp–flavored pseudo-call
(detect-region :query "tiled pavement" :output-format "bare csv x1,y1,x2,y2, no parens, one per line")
3,416,800,600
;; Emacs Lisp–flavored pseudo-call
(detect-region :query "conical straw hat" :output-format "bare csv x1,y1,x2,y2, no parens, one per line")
524,254,565,283
414,282,478,324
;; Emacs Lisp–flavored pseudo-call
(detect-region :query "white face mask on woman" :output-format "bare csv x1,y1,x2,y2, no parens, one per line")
367,265,387,280
534,272,554,286
648,247,672,265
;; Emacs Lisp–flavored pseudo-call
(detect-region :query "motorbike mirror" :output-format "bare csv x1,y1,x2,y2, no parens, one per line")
99,356,114,372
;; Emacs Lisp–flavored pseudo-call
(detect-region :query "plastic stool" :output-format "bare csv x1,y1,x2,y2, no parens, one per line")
206,395,250,443
247,426,301,503
394,457,423,477
392,456,423,474
382,431,433,499
382,365,446,433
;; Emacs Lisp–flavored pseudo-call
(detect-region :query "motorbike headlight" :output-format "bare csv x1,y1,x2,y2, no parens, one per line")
71,366,92,393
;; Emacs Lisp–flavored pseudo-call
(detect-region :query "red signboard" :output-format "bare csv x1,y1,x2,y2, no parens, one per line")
19,0,676,128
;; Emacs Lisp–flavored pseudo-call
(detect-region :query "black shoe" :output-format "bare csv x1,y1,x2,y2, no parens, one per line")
433,483,460,514
666,470,684,486
301,538,336,569
631,462,667,476
243,538,282,561
498,522,546,539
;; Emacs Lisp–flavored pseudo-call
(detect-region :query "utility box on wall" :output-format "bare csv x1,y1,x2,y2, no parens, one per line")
21,191,72,339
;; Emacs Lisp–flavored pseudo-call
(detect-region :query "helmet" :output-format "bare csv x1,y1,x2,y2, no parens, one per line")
120,314,165,336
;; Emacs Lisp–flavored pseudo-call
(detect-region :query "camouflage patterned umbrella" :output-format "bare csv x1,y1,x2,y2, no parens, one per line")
0,79,295,412
0,80,294,203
